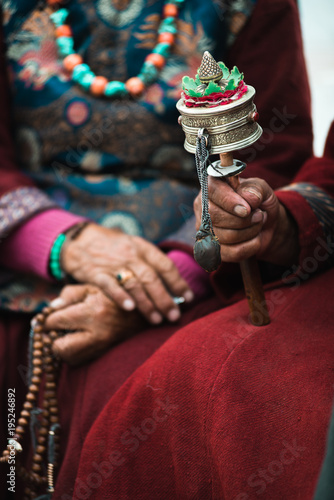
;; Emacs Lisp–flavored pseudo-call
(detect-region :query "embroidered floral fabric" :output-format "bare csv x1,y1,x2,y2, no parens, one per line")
0,0,256,312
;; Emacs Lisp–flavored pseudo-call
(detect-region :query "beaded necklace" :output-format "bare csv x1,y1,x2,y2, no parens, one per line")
49,0,185,98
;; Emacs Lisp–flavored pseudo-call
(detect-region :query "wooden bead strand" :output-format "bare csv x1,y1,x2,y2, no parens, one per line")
0,307,62,499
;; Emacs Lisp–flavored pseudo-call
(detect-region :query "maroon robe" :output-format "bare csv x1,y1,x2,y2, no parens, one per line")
1,0,333,499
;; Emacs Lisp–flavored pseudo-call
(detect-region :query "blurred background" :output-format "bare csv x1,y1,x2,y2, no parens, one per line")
299,0,334,155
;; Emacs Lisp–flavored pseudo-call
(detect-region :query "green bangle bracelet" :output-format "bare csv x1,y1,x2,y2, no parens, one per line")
49,233,66,280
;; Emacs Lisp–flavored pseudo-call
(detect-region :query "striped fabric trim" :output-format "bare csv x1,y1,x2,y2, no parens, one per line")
0,187,56,237
281,182,334,266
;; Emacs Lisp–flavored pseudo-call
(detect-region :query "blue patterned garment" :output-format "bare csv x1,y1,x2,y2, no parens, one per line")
0,0,256,311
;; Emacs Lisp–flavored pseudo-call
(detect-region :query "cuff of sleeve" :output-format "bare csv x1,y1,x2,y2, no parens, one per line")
276,189,326,270
0,209,89,280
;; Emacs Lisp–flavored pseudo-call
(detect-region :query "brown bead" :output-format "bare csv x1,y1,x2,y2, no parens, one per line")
33,324,44,333
3,449,10,456
33,349,43,357
46,382,56,389
18,417,28,426
50,415,59,424
44,356,53,364
36,444,46,454
32,367,42,376
48,398,57,406
31,376,41,384
37,435,46,446
39,427,48,436
29,384,39,393
33,341,43,350
50,330,58,339
32,463,41,472
43,334,52,345
35,314,45,323
21,409,30,418
26,392,36,402
44,366,54,375
16,426,25,435
42,306,53,315
49,406,58,415
33,453,43,463
32,358,42,366
44,390,56,399
23,401,33,410
34,332,42,341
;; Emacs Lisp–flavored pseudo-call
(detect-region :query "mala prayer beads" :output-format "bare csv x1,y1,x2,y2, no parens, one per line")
0,307,61,500
49,0,185,98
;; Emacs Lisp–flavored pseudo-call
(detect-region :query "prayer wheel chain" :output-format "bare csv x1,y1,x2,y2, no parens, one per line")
0,307,61,499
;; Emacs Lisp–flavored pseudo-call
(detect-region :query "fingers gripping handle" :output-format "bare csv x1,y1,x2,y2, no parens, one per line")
219,153,270,326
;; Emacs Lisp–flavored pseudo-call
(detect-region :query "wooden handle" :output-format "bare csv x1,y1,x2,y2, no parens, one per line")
219,153,270,326
240,257,270,326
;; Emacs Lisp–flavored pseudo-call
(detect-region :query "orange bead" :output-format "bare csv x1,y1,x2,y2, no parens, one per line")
158,32,175,45
90,76,108,95
163,3,178,17
63,54,83,73
125,77,145,97
55,25,72,38
145,53,166,69
47,0,60,5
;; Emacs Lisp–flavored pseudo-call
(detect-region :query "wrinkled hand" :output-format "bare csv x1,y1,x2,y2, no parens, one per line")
62,224,193,324
45,285,146,365
194,177,299,266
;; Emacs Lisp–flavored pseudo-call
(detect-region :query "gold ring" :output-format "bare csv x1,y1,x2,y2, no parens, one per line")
115,269,135,286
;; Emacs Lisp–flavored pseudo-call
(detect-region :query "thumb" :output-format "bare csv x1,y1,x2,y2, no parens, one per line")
52,330,94,365
238,178,276,212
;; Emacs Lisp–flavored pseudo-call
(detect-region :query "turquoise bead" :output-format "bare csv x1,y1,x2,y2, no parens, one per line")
56,36,74,57
79,72,95,90
153,43,170,58
139,62,159,85
104,81,128,97
158,17,177,34
72,64,91,81
50,8,69,27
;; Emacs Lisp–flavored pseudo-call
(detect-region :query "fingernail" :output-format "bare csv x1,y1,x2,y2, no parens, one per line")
150,312,163,324
234,205,248,217
167,308,181,322
243,188,261,200
123,299,135,311
184,290,194,303
263,211,268,224
251,210,263,223
49,298,65,309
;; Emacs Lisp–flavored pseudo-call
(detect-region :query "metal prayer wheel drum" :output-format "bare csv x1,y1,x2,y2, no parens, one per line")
176,86,262,154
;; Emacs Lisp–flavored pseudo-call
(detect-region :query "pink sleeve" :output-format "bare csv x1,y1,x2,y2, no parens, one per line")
0,209,88,280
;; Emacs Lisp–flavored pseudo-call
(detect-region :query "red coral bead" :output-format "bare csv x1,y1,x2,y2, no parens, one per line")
90,76,108,95
158,32,175,44
63,54,83,72
125,77,145,97
55,25,72,38
145,53,166,69
47,0,60,5
163,3,178,17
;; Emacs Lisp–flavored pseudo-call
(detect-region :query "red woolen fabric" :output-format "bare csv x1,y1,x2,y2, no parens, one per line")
0,1,331,499
227,0,313,188
74,268,334,500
